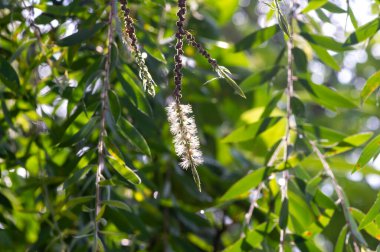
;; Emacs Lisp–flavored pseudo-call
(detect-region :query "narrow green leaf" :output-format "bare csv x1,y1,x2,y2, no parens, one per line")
216,66,246,98
293,47,308,73
354,134,380,171
260,92,283,119
222,117,282,143
66,196,95,209
279,198,289,229
348,7,358,29
314,190,336,209
96,205,106,221
107,155,141,184
103,200,131,212
302,0,329,13
322,2,346,13
118,118,151,157
235,25,280,52
240,66,281,92
301,33,352,52
344,18,380,46
360,70,380,104
350,208,378,243
58,116,99,147
334,225,348,252
220,168,268,201
310,44,340,71
325,132,374,157
299,78,357,110
290,96,305,117
57,22,105,46
64,165,93,189
108,90,121,122
359,192,380,230
0,57,20,92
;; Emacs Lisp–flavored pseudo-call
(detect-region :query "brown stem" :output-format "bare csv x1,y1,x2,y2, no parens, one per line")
95,0,115,250
173,0,187,101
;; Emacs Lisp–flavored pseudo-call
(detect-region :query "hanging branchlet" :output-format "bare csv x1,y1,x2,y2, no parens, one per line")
184,30,218,69
184,30,246,98
166,0,203,191
119,0,156,96
166,102,203,191
173,0,186,100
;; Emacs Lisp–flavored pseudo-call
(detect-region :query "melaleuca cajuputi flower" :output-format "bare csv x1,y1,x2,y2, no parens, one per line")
166,102,203,191
166,0,203,191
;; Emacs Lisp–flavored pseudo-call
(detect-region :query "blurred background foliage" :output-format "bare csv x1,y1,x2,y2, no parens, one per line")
0,0,380,251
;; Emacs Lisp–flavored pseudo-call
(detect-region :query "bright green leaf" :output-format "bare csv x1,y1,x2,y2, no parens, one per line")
359,192,380,230
220,168,269,201
354,134,380,171
344,18,380,46
302,0,329,13
360,70,380,104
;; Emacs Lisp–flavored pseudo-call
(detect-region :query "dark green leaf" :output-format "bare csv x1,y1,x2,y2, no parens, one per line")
240,66,281,92
322,2,346,13
0,57,20,92
108,90,121,122
118,118,151,157
301,33,352,52
57,22,105,46
279,197,289,229
235,25,280,52
299,78,357,110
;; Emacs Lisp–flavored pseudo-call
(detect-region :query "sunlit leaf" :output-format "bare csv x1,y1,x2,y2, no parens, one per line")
360,70,380,104
344,18,380,46
302,0,328,13
220,167,269,201
359,192,380,230
354,134,380,172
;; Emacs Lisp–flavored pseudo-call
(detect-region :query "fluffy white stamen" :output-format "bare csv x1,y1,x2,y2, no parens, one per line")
166,101,203,191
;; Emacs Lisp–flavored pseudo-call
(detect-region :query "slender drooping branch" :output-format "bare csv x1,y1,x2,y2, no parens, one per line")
95,0,115,250
119,0,156,96
241,139,284,237
166,0,204,191
173,0,186,101
278,1,295,250
309,141,363,251
184,30,218,69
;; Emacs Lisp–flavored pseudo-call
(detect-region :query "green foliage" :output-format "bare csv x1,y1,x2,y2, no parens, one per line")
0,0,380,251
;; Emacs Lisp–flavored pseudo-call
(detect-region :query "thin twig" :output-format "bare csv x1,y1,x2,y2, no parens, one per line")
95,0,115,250
309,140,361,252
241,139,284,237
279,3,295,251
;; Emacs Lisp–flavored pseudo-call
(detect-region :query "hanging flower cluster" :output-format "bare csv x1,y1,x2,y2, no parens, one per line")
119,0,156,96
166,0,204,191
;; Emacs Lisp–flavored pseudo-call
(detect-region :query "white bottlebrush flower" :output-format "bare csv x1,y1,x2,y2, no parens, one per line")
166,101,203,191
